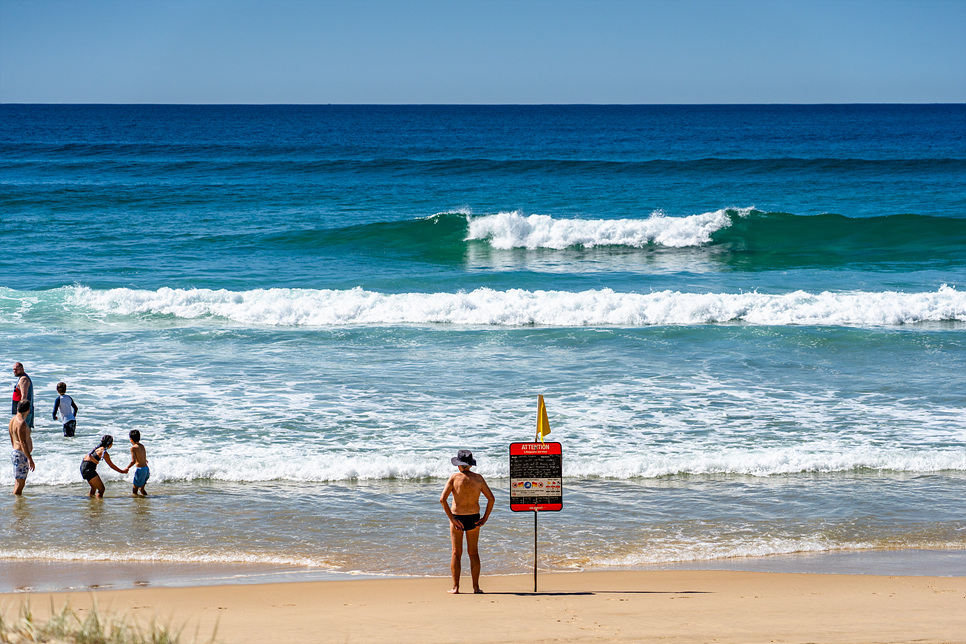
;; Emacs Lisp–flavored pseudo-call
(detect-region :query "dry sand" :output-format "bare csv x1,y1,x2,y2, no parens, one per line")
2,570,964,644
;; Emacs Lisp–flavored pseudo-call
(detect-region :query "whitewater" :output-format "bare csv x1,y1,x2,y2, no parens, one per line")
465,209,737,249
1,284,959,327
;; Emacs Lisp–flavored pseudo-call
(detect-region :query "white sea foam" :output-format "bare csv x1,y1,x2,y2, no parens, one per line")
560,447,966,479
5,445,963,488
0,547,337,568
5,540,960,571
465,209,739,249
585,537,877,567
3,321,962,491
62,284,966,328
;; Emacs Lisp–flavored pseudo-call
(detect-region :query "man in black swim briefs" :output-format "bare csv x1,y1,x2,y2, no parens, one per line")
452,512,480,531
440,449,495,594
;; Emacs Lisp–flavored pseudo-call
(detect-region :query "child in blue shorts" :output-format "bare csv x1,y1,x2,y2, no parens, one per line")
126,430,150,495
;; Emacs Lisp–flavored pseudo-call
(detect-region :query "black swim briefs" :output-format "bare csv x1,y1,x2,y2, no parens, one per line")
453,513,480,530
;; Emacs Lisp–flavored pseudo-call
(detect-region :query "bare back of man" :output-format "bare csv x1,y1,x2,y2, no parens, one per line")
440,455,494,594
8,402,34,495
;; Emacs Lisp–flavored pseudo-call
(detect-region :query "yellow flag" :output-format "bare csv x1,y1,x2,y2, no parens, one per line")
536,395,551,443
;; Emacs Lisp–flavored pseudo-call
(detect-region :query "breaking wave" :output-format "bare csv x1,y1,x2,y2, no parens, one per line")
46,284,966,328
465,209,737,249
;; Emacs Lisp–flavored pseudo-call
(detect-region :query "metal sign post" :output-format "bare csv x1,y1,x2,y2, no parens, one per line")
509,441,562,592
534,510,538,592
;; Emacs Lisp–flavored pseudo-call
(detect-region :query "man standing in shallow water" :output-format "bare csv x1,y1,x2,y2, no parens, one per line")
9,401,34,495
440,449,494,594
12,363,33,430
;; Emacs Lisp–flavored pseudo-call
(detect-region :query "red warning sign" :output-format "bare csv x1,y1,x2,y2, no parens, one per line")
509,442,563,512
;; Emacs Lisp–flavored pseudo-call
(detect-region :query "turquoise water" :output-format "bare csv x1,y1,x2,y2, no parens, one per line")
0,105,964,580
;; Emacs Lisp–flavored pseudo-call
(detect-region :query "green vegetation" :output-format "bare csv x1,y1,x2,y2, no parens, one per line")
0,603,215,644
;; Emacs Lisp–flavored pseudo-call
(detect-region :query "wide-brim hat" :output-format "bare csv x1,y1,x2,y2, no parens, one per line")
451,449,477,467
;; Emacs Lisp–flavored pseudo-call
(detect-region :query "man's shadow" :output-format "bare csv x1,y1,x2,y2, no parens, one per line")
486,590,712,596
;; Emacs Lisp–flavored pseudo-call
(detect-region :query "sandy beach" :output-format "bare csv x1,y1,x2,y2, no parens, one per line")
2,570,963,644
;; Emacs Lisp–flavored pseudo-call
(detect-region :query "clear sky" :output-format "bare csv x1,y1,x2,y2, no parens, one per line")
1,0,963,104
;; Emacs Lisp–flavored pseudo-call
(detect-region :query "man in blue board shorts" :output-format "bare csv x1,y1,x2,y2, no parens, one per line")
8,401,34,495
440,450,495,594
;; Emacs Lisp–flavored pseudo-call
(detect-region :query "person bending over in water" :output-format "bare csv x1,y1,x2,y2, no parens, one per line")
440,449,494,594
80,434,128,497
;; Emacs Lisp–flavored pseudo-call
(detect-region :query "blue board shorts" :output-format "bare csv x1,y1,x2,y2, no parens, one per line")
11,450,29,480
132,466,150,488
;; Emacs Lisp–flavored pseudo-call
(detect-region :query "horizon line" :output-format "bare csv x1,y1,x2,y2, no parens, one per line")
2,101,963,107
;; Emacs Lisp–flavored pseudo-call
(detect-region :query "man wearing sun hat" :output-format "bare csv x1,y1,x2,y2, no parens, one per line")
440,449,495,594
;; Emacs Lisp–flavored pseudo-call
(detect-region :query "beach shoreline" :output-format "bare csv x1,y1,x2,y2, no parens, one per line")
2,548,962,593
2,569,963,644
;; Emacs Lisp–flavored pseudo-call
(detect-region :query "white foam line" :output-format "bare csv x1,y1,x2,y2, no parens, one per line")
0,548,335,568
58,284,965,328
3,446,963,487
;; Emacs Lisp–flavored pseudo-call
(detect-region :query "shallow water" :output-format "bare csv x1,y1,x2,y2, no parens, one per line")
2,473,964,588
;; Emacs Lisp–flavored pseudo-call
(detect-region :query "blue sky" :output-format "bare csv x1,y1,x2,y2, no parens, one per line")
1,0,963,104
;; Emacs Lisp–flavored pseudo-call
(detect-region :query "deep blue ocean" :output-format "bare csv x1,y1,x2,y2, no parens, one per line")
1,104,964,587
